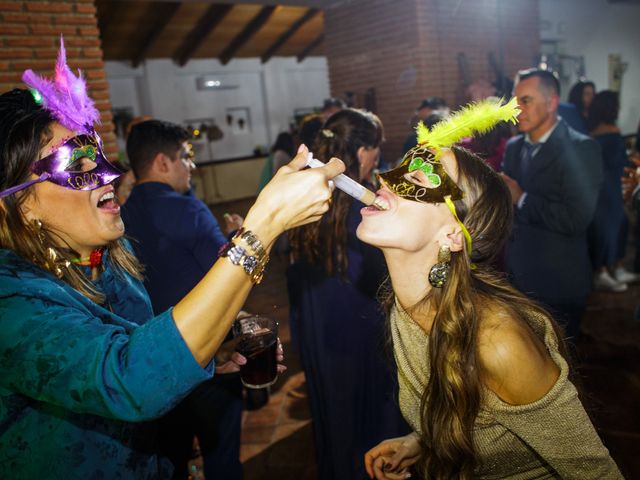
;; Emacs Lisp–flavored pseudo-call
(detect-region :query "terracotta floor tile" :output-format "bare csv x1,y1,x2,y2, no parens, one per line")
241,424,276,444
271,419,312,444
240,443,270,463
243,403,283,428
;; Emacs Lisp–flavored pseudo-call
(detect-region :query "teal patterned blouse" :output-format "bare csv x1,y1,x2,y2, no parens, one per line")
0,248,214,479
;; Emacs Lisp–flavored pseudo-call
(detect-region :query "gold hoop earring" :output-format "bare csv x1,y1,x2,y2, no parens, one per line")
429,245,451,288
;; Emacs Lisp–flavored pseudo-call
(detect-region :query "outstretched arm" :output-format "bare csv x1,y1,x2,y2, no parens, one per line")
173,147,345,366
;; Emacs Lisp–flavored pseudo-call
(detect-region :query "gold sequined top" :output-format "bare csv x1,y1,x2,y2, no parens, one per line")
390,300,624,479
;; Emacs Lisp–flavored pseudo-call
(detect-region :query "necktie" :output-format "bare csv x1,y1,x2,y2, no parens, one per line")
520,142,538,179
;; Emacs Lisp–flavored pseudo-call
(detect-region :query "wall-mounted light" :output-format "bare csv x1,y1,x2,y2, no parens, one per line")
196,76,239,91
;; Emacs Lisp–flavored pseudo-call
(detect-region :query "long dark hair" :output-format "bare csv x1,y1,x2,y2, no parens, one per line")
0,89,142,303
381,147,568,479
271,131,295,157
289,108,383,276
568,80,596,117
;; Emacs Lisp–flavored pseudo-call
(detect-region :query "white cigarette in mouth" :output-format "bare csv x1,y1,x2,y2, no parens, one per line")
306,153,388,210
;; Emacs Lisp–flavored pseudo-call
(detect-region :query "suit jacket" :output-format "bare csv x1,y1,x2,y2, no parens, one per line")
121,182,227,314
558,102,587,134
502,120,602,301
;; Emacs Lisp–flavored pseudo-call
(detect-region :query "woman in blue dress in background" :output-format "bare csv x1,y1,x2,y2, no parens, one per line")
288,109,409,480
587,90,638,292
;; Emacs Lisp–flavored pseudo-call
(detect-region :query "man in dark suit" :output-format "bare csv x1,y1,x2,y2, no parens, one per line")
501,69,602,338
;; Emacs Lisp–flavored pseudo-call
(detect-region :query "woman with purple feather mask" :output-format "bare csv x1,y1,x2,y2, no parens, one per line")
11,37,125,196
1,37,128,269
0,37,344,477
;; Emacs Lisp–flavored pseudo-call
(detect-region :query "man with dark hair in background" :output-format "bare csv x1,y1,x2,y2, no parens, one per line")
401,96,449,155
321,97,346,121
122,119,244,479
501,68,602,339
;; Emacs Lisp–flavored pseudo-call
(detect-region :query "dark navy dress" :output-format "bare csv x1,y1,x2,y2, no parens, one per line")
588,133,629,268
287,200,409,480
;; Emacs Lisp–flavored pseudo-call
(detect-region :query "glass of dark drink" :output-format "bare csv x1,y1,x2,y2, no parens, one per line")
232,316,279,389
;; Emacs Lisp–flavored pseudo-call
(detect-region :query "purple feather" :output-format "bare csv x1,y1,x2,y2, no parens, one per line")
22,36,100,133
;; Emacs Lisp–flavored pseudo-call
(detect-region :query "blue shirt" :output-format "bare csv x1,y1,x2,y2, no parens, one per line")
121,182,227,314
0,247,213,479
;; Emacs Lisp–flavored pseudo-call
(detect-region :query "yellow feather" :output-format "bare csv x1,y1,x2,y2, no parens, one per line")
416,97,520,151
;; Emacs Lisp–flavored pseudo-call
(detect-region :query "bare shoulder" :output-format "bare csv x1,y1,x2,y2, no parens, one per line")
477,303,560,406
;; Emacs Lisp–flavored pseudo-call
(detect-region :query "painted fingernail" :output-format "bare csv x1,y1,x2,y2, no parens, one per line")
298,143,307,153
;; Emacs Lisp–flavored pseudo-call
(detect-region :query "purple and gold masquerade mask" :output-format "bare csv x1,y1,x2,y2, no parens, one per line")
0,37,122,198
0,131,124,198
35,132,123,190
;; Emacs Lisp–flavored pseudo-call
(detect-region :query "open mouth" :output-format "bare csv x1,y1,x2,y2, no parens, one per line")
361,188,393,215
97,190,119,211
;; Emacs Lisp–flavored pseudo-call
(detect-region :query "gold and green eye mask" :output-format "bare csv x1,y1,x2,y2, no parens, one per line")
377,145,463,204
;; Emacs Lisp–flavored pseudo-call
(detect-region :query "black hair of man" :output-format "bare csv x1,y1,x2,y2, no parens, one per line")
126,120,190,179
587,90,619,131
515,68,561,98
416,96,447,112
322,97,346,111
423,111,447,129
299,114,323,150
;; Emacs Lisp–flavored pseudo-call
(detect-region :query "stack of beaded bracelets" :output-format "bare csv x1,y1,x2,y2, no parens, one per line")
219,228,269,284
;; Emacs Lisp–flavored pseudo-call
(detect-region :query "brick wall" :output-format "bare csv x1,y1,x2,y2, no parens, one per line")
0,0,117,159
324,0,540,161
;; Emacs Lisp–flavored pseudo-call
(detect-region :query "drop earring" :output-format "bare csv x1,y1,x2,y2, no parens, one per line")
31,219,46,244
31,219,70,278
429,245,451,288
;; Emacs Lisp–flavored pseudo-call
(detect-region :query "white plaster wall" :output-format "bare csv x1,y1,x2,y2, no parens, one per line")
105,57,330,160
540,0,640,134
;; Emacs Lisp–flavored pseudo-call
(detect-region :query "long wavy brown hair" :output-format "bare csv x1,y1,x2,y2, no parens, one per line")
382,146,568,479
0,89,142,304
289,108,383,275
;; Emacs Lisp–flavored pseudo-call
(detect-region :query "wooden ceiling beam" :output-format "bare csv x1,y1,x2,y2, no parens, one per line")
260,8,319,63
297,33,323,62
173,4,233,67
219,5,277,65
97,0,120,39
131,2,181,67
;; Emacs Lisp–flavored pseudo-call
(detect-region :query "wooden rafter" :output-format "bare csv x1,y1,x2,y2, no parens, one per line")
173,4,234,67
131,2,181,67
260,8,319,63
97,0,120,39
219,6,277,65
297,34,323,62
